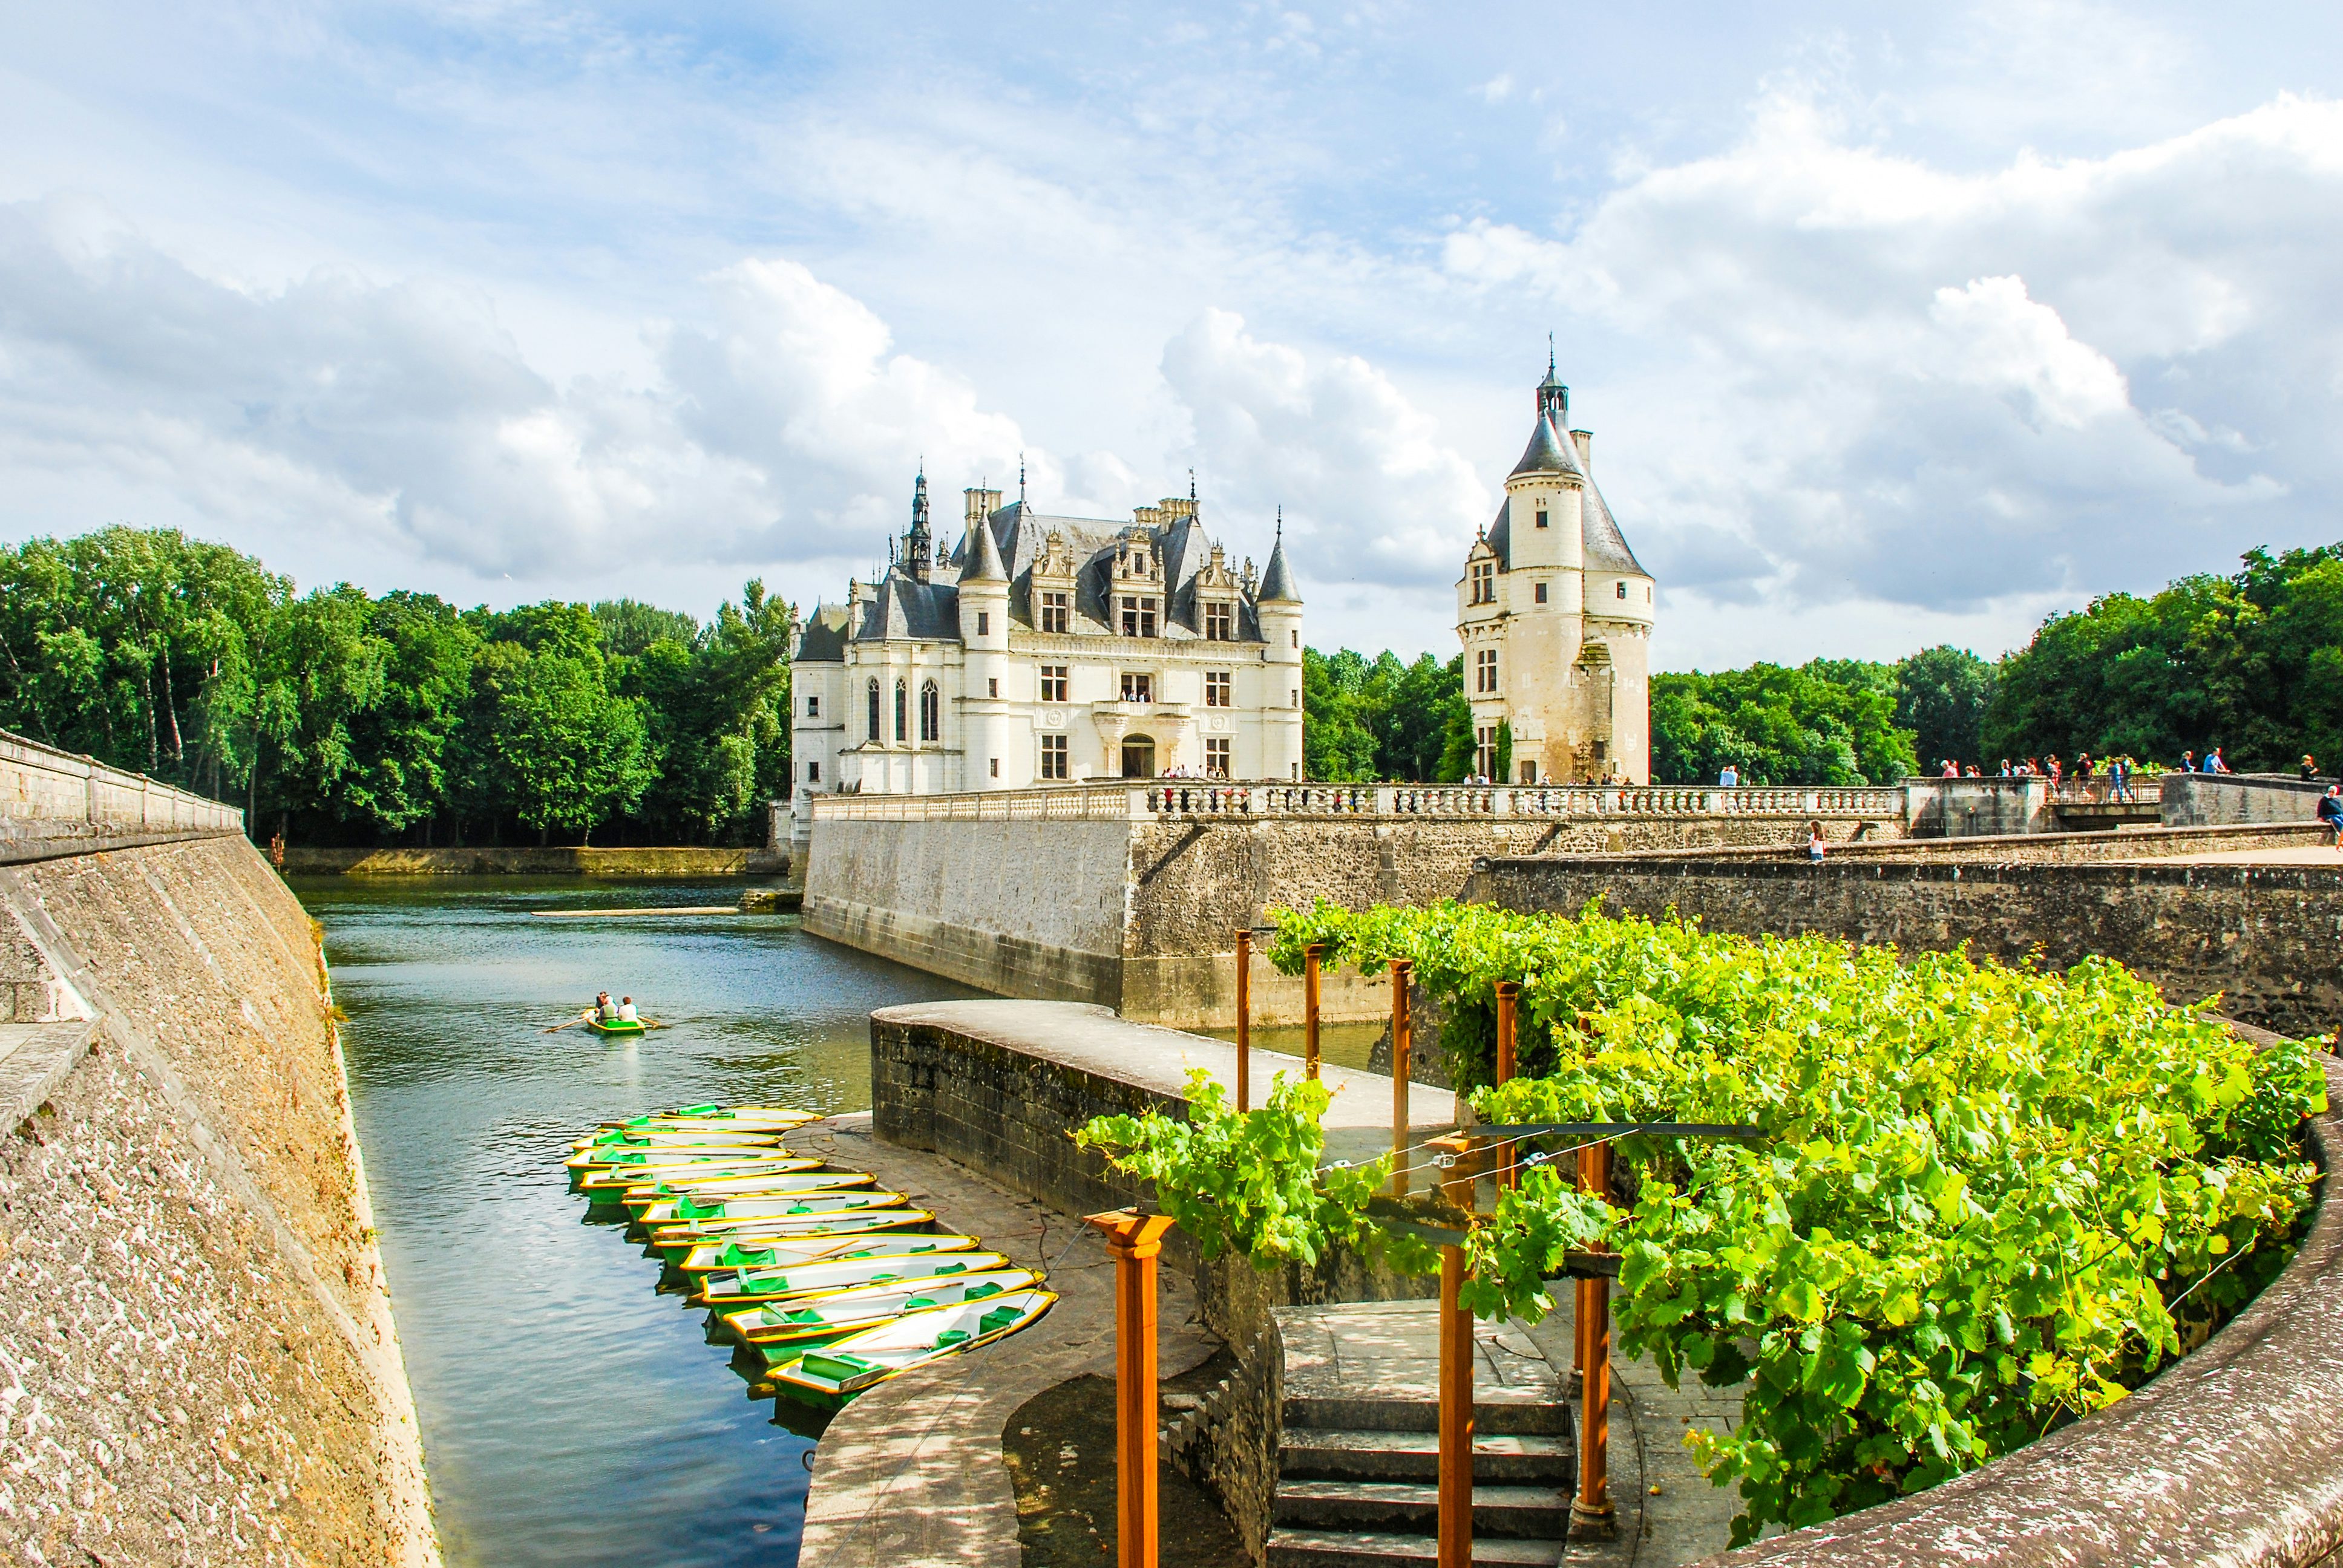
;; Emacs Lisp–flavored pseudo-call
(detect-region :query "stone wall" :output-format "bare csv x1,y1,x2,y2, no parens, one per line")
2163,772,2331,828
284,844,785,877
0,835,436,1566
816,809,1903,1025
1473,854,2343,1037
1901,776,2052,837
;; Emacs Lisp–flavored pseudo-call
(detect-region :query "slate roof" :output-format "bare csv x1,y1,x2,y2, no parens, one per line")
795,604,850,662
1258,535,1300,603
856,572,962,642
1487,413,1648,578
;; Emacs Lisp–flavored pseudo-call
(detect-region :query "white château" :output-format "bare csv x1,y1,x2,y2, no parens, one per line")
1457,358,1655,783
789,472,1303,832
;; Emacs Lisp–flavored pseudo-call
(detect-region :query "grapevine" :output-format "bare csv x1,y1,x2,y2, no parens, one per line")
1264,898,2325,1544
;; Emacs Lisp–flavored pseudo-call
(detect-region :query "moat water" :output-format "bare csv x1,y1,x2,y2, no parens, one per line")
298,877,984,1568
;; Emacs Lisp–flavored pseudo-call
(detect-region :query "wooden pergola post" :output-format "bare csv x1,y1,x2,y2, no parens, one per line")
1389,958,1413,1198
1492,981,1519,1189
1430,1134,1479,1568
1085,1207,1180,1568
1303,942,1325,1080
1233,928,1252,1112
1571,1140,1616,1539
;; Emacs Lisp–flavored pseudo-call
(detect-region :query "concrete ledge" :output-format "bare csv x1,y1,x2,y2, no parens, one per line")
0,825,243,866
1706,1053,2343,1566
0,1020,96,1130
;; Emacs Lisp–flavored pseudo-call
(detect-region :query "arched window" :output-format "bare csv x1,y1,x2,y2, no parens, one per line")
894,680,908,743
920,681,940,742
867,679,880,741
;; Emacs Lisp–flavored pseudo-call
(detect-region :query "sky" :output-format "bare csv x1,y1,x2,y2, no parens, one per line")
4,2,2342,670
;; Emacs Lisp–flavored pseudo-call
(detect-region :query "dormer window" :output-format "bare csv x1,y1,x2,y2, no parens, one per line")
1120,596,1158,637
1535,509,1548,529
1470,561,1496,606
1040,591,1070,633
1204,601,1233,641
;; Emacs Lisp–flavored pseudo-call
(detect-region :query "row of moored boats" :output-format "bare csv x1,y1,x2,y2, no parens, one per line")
568,1103,1055,1408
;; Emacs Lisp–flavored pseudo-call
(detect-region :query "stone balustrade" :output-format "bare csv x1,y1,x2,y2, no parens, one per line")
1,727,243,841
811,780,1906,825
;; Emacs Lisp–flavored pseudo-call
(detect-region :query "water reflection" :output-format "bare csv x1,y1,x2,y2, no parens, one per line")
304,877,983,1568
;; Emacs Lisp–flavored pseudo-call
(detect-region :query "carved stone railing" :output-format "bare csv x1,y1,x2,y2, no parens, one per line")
811,781,1907,824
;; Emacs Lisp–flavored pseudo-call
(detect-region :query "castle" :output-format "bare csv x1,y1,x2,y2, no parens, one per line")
1456,358,1655,783
788,472,1303,835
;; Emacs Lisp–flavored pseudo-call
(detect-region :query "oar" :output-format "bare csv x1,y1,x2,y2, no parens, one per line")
542,1010,594,1034
639,1018,670,1030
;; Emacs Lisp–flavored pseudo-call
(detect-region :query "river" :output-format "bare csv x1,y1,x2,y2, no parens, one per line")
301,877,985,1568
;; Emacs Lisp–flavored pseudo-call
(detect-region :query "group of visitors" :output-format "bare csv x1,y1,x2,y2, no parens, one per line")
1930,754,2145,800
1154,763,1225,780
594,990,640,1023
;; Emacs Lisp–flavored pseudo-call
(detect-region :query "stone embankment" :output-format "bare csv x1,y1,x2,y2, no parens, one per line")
0,728,435,1565
284,844,787,876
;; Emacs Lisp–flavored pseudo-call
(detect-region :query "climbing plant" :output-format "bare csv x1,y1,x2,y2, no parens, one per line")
1239,899,2326,1544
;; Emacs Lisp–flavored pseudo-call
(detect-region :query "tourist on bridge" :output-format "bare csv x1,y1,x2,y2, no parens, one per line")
2319,785,2343,849
1805,820,1827,861
2180,750,2195,774
2205,746,2232,774
1719,762,1739,787
2302,755,2321,781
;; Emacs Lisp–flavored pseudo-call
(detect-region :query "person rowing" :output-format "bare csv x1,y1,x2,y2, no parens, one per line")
594,990,616,1021
618,996,640,1022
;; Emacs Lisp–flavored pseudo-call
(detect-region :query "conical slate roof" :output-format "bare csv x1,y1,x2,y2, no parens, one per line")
1258,534,1301,603
1509,414,1579,480
961,515,1008,582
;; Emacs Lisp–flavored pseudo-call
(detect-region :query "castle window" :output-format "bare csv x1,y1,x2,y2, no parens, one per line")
1617,581,1628,600
1291,688,1299,708
807,694,819,717
1041,664,1069,702
1205,671,1231,708
1535,509,1548,529
1121,595,1158,637
1534,583,1547,604
988,677,999,698
894,680,908,743
1205,737,1231,777
808,760,819,783
1121,671,1153,704
1041,591,1070,634
1475,647,1498,694
1204,601,1233,641
1040,734,1069,780
1470,561,1495,605
920,681,940,742
990,758,999,778
977,611,990,635
1475,725,1496,779
867,679,880,741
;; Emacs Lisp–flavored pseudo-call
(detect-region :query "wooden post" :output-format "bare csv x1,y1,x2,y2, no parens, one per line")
1389,958,1413,1198
1492,981,1519,1189
1085,1208,1180,1568
1431,1134,1479,1568
1303,942,1325,1080
1234,929,1252,1112
1571,1141,1616,1540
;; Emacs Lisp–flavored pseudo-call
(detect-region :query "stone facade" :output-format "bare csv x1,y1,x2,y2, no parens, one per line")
789,476,1303,849
1457,360,1654,784
0,836,435,1566
1473,852,2343,1037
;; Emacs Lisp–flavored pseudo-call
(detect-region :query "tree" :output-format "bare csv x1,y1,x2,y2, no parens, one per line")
472,623,653,844
1652,662,1916,786
1893,646,1996,773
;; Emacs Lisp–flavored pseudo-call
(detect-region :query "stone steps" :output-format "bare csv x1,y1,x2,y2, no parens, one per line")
1285,1391,1570,1437
1274,1478,1571,1537
1280,1428,1573,1485
1266,1527,1565,1567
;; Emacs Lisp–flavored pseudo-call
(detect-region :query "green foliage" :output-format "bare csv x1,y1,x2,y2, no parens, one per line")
1268,898,2323,1543
1893,645,1996,772
0,526,793,846
1302,647,1471,782
1652,660,1918,785
1075,1070,1389,1268
1492,719,1513,783
1983,543,2343,770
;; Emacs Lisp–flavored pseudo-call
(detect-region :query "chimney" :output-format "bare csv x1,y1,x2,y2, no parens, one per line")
1570,430,1591,471
964,487,1001,528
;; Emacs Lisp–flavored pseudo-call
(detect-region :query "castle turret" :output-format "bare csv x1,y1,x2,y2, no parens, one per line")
957,499,1012,787
1257,520,1305,782
904,468,934,581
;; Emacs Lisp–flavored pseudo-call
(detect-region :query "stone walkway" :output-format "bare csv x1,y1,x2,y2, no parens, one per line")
2131,844,2343,865
793,1112,1222,1568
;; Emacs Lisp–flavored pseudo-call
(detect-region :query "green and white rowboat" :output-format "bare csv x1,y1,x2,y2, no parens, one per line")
597,1105,819,1135
646,1206,934,1265
574,1126,790,1152
614,1169,877,1218
586,1015,646,1037
566,1145,797,1186
575,1154,819,1197
634,1187,908,1229
723,1269,1042,1357
677,1231,982,1281
697,1250,1013,1309
765,1287,1058,1408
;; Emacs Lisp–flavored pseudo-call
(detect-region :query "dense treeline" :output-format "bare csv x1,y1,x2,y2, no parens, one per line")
1300,647,1475,782
1651,650,1993,786
1983,544,2343,772
0,527,792,846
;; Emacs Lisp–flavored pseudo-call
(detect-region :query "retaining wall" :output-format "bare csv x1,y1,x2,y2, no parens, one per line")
812,806,1903,1026
283,844,785,877
2163,772,2332,828
0,835,436,1565
1473,854,2343,1038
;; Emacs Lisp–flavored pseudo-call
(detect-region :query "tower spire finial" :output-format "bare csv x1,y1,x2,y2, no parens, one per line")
1548,331,1555,374
1189,468,1197,503
1275,504,1282,541
1019,452,1027,506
